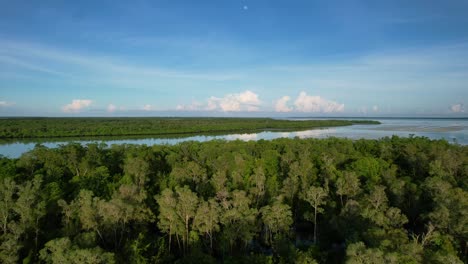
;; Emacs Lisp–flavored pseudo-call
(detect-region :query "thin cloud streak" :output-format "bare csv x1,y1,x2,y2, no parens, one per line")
0,101,15,107
0,55,66,76
0,40,242,82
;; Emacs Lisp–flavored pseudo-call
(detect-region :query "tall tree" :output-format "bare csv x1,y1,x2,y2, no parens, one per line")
221,190,258,252
249,166,266,207
301,186,328,244
0,178,15,235
260,199,293,245
336,171,361,207
174,186,199,253
14,176,46,253
193,198,221,250
155,189,181,253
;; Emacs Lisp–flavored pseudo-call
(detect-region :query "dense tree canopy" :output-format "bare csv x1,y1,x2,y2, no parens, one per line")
0,117,378,139
0,136,466,263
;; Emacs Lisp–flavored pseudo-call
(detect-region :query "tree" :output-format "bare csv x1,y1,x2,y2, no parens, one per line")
424,177,468,248
249,166,266,207
97,184,153,249
123,155,150,190
336,171,361,207
0,178,15,235
280,173,300,206
155,188,181,253
0,176,46,263
260,199,292,245
221,190,258,252
301,186,328,244
174,186,199,253
193,198,221,251
14,175,46,252
39,237,115,264
170,162,208,194
346,242,385,264
351,157,383,188
361,185,388,227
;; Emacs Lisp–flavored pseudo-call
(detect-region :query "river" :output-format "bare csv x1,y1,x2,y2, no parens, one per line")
1,118,467,158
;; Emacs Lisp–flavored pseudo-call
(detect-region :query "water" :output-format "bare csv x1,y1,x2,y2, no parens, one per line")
1,118,467,158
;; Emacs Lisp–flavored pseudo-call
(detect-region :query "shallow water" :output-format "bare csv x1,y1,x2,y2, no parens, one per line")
0,118,466,158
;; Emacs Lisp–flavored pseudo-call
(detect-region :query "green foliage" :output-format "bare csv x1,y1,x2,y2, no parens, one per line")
260,199,293,244
39,237,115,264
0,117,379,139
0,136,466,263
301,186,328,244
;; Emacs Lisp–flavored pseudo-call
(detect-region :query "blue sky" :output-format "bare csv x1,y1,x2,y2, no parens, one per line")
0,0,467,116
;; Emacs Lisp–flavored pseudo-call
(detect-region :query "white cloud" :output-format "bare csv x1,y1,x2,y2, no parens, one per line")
216,90,260,112
62,99,92,113
372,105,379,112
451,103,465,113
176,101,203,111
177,90,261,112
107,104,117,113
274,96,292,112
274,92,344,113
293,92,344,113
142,104,154,111
0,101,15,107
358,106,368,114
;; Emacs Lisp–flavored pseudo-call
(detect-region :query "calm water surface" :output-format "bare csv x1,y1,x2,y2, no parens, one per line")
1,118,467,158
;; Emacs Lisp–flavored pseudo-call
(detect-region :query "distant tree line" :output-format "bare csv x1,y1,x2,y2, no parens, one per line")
0,117,379,138
0,136,466,263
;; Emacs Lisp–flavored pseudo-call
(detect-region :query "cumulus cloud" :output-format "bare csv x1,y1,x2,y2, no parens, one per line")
274,96,292,112
62,99,92,113
274,92,344,113
0,101,15,107
451,103,464,113
142,104,154,111
176,101,203,111
107,104,117,113
292,92,344,113
177,90,261,112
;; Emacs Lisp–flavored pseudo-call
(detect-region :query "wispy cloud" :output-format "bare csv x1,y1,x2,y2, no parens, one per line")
2,38,468,116
261,43,468,113
0,101,15,107
63,99,92,113
0,40,241,84
0,55,66,76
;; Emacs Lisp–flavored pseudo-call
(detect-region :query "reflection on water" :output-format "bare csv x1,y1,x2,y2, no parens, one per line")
294,128,336,138
1,118,467,158
225,133,258,141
